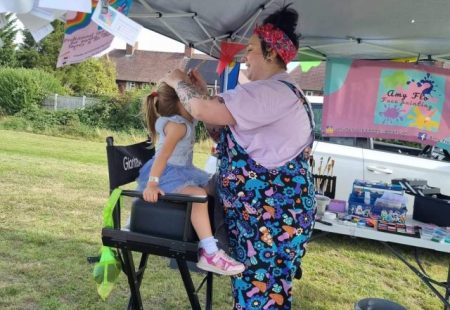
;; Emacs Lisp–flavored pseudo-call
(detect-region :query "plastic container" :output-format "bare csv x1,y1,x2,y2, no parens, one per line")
328,199,346,213
316,194,331,215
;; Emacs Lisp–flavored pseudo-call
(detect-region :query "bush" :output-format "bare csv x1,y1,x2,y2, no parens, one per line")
1,85,211,142
77,88,148,132
0,116,32,131
0,68,67,115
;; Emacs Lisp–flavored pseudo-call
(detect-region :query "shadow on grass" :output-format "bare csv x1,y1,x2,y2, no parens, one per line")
1,226,448,310
0,227,233,310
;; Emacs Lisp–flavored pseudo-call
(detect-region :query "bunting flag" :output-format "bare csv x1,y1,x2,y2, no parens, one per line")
56,0,132,67
299,61,321,73
219,61,240,91
322,58,450,151
216,41,246,75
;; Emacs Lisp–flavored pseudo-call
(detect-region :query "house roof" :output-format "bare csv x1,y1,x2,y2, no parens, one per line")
238,63,326,92
288,62,326,92
107,49,187,83
108,48,326,91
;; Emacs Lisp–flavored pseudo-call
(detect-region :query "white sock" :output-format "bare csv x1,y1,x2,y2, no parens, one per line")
199,236,218,255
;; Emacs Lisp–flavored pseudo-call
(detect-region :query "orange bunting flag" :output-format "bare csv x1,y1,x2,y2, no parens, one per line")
216,41,246,75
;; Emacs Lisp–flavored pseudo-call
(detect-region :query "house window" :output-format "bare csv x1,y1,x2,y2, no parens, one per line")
126,81,136,90
305,90,314,96
207,86,215,96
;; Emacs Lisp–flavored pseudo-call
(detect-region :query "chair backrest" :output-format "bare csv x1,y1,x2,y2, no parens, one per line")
106,136,154,190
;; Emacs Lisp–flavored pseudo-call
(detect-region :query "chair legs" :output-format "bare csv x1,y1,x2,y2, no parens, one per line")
121,248,143,310
177,258,202,310
120,251,206,309
205,272,213,310
127,253,149,310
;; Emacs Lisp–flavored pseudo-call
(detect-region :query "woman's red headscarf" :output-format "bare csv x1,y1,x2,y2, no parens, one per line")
254,23,297,64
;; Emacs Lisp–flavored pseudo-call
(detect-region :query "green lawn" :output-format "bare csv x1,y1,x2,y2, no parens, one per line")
0,129,448,309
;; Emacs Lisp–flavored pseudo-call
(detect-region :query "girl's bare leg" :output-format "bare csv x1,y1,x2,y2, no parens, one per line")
178,186,212,240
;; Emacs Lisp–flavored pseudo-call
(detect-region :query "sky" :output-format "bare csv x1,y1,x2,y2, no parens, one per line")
110,28,185,53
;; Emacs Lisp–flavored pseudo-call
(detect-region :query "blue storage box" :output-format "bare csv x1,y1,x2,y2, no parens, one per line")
348,180,407,223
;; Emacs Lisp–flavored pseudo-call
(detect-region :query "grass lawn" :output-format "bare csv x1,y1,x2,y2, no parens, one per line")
0,129,448,309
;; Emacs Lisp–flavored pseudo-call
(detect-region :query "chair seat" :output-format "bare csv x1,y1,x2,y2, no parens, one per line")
102,228,199,262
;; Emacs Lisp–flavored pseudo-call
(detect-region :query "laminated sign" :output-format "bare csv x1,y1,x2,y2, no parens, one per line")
57,0,133,67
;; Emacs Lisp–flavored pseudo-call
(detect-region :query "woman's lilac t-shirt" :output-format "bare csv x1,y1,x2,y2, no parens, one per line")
219,72,312,169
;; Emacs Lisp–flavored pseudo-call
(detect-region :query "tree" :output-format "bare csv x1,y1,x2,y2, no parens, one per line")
17,20,118,96
16,19,64,71
0,13,19,67
57,57,118,96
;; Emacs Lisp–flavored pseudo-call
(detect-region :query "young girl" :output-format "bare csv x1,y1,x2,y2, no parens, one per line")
136,82,245,276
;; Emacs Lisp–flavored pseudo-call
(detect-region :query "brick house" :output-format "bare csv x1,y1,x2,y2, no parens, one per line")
107,45,220,94
288,62,325,97
108,44,326,96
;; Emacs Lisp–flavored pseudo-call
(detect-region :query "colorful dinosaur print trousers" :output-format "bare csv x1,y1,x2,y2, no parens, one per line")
216,127,316,309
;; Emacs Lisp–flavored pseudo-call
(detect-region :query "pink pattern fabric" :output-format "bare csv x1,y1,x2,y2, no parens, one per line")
254,23,297,64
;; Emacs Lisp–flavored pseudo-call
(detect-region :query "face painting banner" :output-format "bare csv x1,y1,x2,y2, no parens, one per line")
56,0,132,67
322,59,450,150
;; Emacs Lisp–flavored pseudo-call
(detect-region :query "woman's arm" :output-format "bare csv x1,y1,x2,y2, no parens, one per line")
163,69,236,126
143,121,186,202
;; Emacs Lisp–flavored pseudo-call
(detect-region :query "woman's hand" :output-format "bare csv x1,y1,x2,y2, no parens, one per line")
143,183,165,202
188,68,208,95
162,69,186,89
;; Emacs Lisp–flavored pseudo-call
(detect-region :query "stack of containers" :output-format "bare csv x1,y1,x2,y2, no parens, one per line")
348,179,408,223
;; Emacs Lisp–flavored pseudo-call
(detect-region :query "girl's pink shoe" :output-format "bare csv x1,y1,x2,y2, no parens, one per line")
196,249,245,276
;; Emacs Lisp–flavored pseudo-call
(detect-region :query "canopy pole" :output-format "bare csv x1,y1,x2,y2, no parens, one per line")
192,34,230,47
129,13,197,18
359,41,419,57
159,19,189,46
192,16,221,54
136,0,189,45
231,0,277,41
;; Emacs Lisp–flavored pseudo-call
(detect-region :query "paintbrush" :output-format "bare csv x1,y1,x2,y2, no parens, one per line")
323,159,335,196
316,156,323,192
330,159,335,194
324,156,331,174
321,158,332,194
317,156,323,175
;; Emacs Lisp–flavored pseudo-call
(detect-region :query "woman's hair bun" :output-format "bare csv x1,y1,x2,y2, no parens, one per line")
263,3,300,48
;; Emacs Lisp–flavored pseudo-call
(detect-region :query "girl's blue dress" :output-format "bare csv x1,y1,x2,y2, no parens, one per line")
137,115,211,193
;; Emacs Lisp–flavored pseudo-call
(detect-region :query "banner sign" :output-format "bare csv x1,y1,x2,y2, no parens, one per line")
322,59,450,150
56,0,131,67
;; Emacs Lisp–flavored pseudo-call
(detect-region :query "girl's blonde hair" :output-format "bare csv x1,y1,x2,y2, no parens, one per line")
143,82,180,143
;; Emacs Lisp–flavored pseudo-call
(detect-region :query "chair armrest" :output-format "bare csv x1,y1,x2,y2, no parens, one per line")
121,190,208,203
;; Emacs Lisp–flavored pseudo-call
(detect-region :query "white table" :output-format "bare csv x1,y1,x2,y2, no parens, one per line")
313,218,450,309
